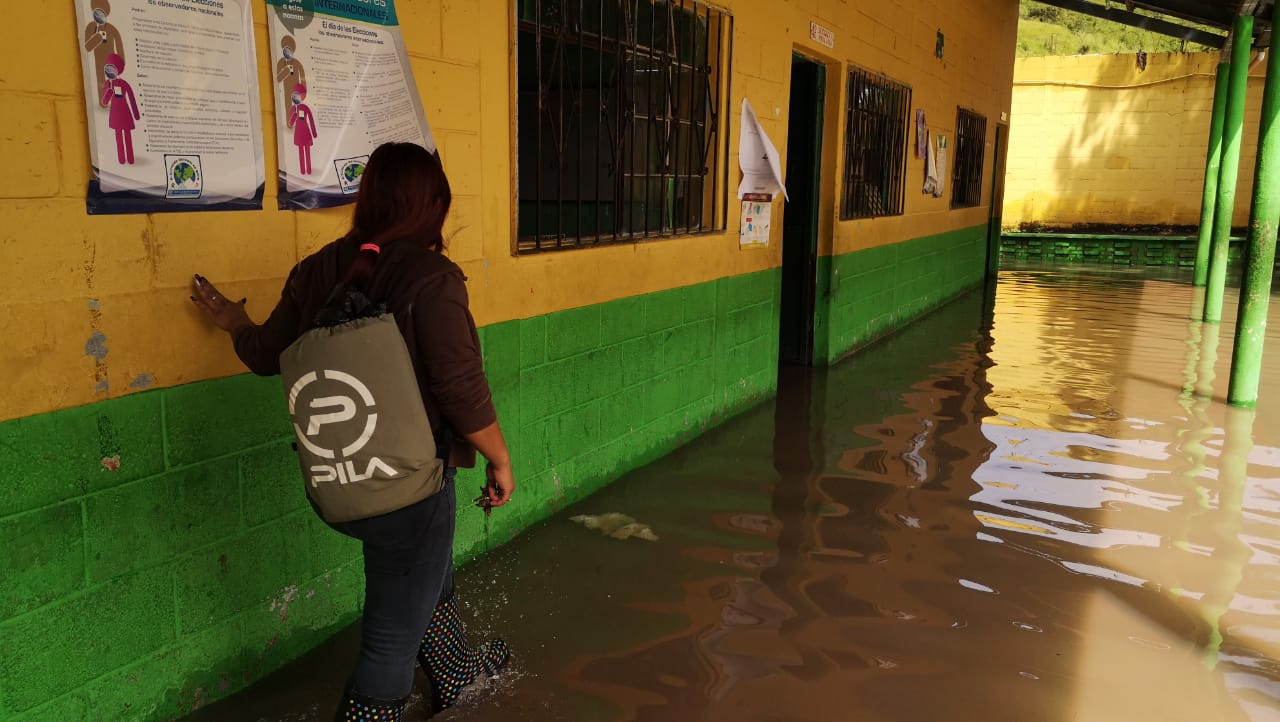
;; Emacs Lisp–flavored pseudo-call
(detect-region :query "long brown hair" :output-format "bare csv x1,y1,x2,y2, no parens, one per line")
343,142,452,286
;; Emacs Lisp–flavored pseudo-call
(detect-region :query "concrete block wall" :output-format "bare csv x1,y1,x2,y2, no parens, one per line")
1003,52,1266,229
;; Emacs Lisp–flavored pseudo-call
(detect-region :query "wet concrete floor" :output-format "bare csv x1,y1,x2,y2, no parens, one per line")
187,266,1280,721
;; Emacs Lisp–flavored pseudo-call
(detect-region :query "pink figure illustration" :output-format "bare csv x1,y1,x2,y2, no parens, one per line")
288,84,318,176
100,53,140,165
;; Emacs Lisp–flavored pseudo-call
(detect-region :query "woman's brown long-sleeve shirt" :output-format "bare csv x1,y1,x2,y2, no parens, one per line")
232,238,496,466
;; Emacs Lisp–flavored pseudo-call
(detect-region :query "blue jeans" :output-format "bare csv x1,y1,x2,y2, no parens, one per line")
329,468,457,700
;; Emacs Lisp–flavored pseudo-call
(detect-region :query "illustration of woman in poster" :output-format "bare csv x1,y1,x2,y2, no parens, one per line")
275,36,308,109
83,0,125,101
288,84,317,176
101,53,140,165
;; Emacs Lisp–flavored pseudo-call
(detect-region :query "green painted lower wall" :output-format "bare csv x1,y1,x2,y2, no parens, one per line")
817,224,990,365
0,269,781,722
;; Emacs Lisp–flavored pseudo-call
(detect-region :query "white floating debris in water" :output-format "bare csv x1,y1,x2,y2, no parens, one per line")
959,578,996,593
570,513,660,541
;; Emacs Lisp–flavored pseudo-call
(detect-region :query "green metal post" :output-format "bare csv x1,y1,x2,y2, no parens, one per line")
1227,47,1280,406
1205,15,1255,322
1194,62,1232,287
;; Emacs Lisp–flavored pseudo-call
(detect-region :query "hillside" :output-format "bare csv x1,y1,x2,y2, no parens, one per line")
1017,0,1213,57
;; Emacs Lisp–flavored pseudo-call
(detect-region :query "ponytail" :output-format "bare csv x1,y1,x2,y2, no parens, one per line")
342,241,382,289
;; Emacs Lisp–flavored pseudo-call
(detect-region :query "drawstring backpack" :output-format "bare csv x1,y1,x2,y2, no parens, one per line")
278,243,445,523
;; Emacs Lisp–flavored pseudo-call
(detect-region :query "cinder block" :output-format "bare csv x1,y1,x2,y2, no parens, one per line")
241,442,307,528
665,320,713,369
0,566,175,713
0,95,60,198
547,304,602,360
519,356,574,423
441,0,482,63
573,345,624,407
150,210,296,288
411,58,481,133
241,565,362,679
399,0,443,58
549,403,600,466
175,514,309,634
86,462,239,583
0,503,84,619
681,282,717,322
519,316,547,368
3,1,80,95
644,288,685,333
164,374,291,467
600,295,645,346
17,692,90,722
0,392,164,518
307,513,359,578
85,644,186,721
622,335,664,388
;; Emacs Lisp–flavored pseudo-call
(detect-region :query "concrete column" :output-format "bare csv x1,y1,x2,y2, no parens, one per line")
1228,45,1280,406
1194,62,1232,287
1205,15,1256,322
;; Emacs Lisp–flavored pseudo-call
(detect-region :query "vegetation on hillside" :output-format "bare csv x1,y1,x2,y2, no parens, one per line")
1017,0,1213,57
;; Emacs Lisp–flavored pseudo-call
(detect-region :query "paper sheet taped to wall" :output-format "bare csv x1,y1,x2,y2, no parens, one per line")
738,99,788,201
740,195,772,248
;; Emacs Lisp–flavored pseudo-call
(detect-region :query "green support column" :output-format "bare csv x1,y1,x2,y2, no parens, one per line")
1194,62,1232,287
1228,46,1280,407
1205,15,1255,322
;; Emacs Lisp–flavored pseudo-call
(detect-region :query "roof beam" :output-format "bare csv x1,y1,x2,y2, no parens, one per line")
1129,1,1235,29
1030,0,1230,48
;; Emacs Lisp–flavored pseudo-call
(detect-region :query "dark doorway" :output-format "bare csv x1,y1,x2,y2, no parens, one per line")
986,122,1010,281
779,55,826,367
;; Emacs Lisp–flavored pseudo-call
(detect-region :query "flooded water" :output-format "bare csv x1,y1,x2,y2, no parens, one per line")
187,265,1280,722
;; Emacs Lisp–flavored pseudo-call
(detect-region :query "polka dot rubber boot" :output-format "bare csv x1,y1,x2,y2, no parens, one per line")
333,689,406,722
418,593,511,710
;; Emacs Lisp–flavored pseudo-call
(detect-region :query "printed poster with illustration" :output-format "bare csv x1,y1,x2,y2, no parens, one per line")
73,0,265,214
266,0,436,210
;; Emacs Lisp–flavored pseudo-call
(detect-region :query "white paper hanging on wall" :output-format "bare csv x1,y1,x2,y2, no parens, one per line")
738,99,788,201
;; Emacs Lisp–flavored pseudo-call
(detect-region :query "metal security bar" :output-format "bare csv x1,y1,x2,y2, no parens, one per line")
952,107,987,209
840,67,911,220
516,0,731,253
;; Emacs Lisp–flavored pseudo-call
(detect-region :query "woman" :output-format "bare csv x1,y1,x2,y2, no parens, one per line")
101,53,140,165
288,84,317,176
191,142,514,720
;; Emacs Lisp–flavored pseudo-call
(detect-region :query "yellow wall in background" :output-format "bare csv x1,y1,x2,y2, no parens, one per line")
1003,52,1265,229
0,0,1018,423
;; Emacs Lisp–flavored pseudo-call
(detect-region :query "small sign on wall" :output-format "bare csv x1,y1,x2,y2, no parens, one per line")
740,193,773,249
810,22,835,49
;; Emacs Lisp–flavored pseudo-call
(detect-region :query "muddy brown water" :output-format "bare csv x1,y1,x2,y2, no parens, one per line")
185,266,1280,722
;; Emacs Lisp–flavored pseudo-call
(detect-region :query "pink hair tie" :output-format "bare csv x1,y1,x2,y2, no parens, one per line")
360,243,381,254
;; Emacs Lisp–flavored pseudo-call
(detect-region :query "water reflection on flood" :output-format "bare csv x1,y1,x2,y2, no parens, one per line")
448,266,1280,722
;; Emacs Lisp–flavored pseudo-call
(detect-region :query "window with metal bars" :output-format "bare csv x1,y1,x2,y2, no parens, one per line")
515,0,731,253
951,107,987,209
840,67,911,220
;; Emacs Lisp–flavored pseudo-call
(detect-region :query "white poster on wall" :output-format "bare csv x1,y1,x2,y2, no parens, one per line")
738,99,788,201
266,0,436,210
74,0,265,214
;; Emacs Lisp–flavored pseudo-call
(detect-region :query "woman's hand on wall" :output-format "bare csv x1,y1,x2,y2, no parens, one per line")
190,274,252,335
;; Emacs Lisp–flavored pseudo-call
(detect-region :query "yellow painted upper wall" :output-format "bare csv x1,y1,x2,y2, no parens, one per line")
0,0,1017,421
1003,52,1266,229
